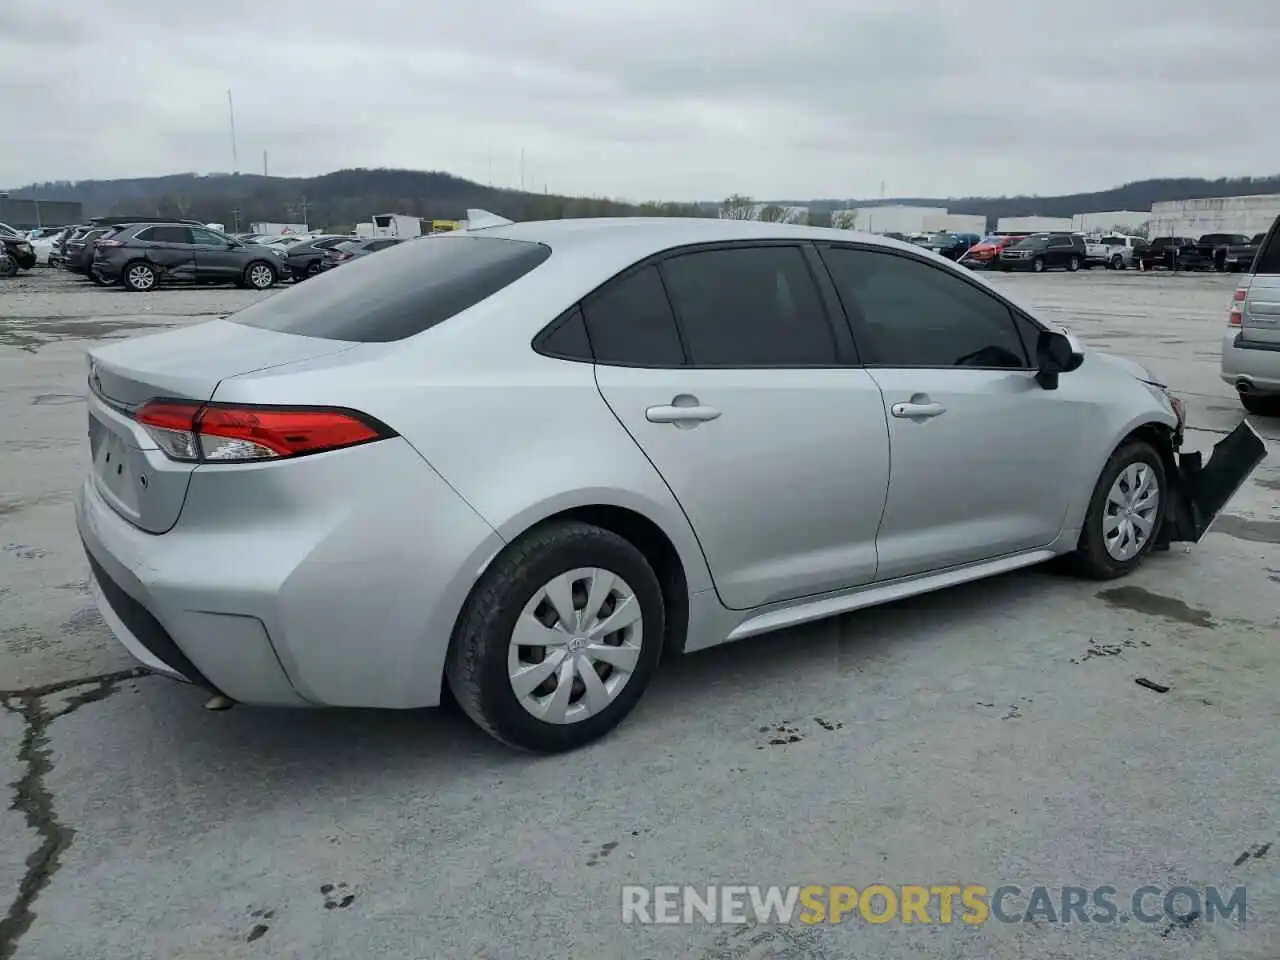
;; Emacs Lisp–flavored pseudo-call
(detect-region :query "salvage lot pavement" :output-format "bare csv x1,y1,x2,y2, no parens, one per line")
1,269,1277,960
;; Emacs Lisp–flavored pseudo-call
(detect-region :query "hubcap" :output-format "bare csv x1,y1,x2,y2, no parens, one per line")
508,567,643,725
128,266,154,289
250,265,272,287
1103,462,1160,561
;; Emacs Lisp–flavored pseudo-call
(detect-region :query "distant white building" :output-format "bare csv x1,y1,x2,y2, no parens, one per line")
996,216,1074,233
830,205,947,235
922,213,986,235
1147,194,1280,238
1071,210,1149,234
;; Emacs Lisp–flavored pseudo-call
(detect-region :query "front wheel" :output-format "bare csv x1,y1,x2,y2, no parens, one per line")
446,521,665,752
1069,441,1165,579
0,257,16,278
244,261,277,290
1032,257,1045,273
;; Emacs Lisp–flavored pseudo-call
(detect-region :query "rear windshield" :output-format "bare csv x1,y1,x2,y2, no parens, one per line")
228,235,552,342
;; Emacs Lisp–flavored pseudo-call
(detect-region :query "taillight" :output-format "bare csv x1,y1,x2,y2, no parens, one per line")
1228,287,1246,326
335,252,352,260
134,400,394,463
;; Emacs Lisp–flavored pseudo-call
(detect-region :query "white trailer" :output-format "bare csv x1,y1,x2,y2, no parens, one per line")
250,222,308,236
371,214,424,239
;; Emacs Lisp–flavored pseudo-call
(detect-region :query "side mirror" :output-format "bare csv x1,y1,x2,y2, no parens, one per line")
1035,329,1084,390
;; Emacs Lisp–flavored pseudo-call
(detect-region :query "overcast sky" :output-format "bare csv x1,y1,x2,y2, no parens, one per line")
3,0,1278,202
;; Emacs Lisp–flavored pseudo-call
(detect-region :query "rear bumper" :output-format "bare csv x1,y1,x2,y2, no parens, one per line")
1220,331,1280,394
74,436,506,709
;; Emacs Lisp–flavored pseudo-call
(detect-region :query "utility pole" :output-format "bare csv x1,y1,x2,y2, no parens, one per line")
227,90,239,173
263,150,268,176
232,207,241,233
520,148,525,191
300,195,308,228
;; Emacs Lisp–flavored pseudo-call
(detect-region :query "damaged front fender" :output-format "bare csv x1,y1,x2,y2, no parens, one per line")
1159,420,1268,545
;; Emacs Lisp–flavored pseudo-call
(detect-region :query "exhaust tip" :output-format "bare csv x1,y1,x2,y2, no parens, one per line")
1236,378,1255,394
204,694,238,711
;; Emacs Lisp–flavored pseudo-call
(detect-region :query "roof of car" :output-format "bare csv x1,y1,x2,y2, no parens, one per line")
471,216,921,263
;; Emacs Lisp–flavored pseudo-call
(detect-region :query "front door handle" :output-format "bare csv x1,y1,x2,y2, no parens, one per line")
646,404,722,424
891,401,945,419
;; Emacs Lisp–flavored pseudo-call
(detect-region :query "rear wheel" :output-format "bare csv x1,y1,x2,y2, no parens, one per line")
1240,392,1280,417
446,521,664,752
1110,255,1124,270
122,261,158,292
1067,255,1081,272
1069,441,1165,579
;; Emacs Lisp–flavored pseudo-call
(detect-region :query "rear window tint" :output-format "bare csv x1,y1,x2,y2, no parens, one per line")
228,235,552,342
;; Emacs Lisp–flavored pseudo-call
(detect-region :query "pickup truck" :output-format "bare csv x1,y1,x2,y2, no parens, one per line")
1185,233,1251,272
1085,235,1145,270
1224,233,1267,273
1136,236,1197,271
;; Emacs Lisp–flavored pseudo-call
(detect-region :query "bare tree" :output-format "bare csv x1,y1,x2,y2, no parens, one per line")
830,210,858,231
719,194,757,220
756,204,805,224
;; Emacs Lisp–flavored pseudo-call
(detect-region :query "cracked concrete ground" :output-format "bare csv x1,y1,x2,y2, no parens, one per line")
0,268,1277,959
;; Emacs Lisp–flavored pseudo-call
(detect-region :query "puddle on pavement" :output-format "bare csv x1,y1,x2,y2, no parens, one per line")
1097,585,1217,628
1210,515,1280,545
0,317,176,352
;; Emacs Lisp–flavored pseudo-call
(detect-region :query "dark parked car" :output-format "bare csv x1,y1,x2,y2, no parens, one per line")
284,235,358,281
1224,233,1268,273
64,227,114,278
92,223,286,291
1136,236,1198,271
913,232,981,261
0,231,36,271
996,233,1087,272
317,237,404,272
1186,233,1251,272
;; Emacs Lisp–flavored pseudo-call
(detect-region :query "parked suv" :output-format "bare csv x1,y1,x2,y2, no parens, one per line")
93,223,285,291
0,230,36,271
997,233,1087,272
1222,215,1280,415
1086,235,1145,270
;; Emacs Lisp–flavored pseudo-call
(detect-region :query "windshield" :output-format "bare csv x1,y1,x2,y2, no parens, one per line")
0,222,20,238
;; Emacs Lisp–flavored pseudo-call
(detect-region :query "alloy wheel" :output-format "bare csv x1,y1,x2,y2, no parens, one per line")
126,265,156,290
508,567,644,724
249,264,274,289
1102,463,1160,561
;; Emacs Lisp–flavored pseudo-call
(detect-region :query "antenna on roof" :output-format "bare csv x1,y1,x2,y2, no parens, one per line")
465,209,514,230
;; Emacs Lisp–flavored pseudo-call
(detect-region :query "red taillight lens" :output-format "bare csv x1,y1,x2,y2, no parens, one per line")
135,400,391,463
1228,287,1246,326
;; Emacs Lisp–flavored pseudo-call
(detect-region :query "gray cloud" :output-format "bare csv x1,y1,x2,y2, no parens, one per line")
2,0,1278,201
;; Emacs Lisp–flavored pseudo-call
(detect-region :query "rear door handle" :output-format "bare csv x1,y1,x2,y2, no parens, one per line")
891,401,945,419
646,404,722,424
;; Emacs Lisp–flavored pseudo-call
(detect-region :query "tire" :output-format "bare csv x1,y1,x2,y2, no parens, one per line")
1111,255,1124,270
0,257,16,278
244,261,276,290
1240,392,1280,417
446,520,665,753
1032,257,1045,273
1068,440,1166,579
1067,255,1081,272
122,261,158,292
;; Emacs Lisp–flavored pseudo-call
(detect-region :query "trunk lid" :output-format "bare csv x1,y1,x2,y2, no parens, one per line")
87,319,358,533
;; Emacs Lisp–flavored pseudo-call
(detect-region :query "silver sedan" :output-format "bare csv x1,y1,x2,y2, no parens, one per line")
76,217,1265,751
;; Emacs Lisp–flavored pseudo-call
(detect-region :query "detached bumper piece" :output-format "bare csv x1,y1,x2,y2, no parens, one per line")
1159,420,1267,545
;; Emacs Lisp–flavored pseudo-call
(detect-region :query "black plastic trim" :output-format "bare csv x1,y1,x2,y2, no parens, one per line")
83,546,224,694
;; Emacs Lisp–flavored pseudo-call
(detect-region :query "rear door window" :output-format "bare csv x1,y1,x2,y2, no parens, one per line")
659,245,838,366
228,235,552,342
581,265,686,366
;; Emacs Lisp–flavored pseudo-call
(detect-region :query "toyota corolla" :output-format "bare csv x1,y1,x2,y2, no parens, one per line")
76,217,1266,752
